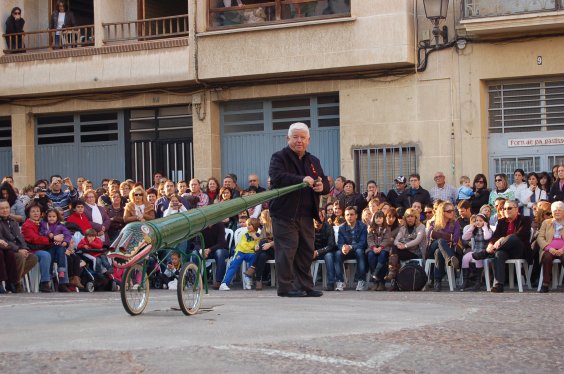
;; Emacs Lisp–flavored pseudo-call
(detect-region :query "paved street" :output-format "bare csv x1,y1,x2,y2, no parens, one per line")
0,288,562,373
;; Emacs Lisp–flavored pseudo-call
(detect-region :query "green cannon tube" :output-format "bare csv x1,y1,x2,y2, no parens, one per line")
108,182,307,268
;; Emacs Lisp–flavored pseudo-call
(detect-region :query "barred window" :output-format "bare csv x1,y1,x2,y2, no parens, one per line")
489,80,564,133
353,146,417,194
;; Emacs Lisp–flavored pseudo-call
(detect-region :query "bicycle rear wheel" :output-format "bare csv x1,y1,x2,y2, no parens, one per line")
177,262,203,316
121,262,150,316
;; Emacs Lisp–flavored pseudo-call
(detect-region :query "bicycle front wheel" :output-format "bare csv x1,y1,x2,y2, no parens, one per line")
121,262,150,316
177,262,203,316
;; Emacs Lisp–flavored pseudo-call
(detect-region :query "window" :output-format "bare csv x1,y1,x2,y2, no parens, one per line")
208,0,351,30
353,146,417,194
464,0,558,19
0,118,11,148
489,80,564,133
492,156,541,184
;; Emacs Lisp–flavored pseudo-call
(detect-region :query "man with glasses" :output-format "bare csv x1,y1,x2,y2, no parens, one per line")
46,174,77,219
430,171,457,204
474,200,531,293
387,176,407,208
397,173,431,210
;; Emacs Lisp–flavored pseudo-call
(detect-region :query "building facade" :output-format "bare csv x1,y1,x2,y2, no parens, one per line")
1,0,563,193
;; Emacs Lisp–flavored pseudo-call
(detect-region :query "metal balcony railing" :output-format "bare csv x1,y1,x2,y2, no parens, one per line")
103,14,189,43
2,25,94,54
463,0,561,19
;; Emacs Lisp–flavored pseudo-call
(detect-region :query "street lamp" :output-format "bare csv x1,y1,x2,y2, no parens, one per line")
423,0,449,46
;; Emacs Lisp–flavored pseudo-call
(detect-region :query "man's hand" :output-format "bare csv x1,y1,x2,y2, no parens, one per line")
313,250,318,259
342,244,351,255
204,248,210,259
313,178,324,193
486,243,495,254
303,176,315,187
18,249,29,258
0,239,8,248
63,177,74,190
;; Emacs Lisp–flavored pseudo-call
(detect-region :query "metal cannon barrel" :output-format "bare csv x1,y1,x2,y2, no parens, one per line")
109,182,307,261
142,182,307,249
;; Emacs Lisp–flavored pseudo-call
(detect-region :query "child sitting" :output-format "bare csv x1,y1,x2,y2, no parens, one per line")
66,199,92,234
219,217,260,291
163,194,188,217
163,251,182,288
78,228,112,276
457,176,474,201
460,213,492,291
39,208,72,286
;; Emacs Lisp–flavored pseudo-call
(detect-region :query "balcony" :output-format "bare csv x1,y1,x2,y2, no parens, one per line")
103,14,189,44
461,0,564,35
198,0,414,81
208,0,351,30
2,25,95,54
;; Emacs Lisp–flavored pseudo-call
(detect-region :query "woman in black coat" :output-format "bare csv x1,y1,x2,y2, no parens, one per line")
5,7,25,51
469,173,490,214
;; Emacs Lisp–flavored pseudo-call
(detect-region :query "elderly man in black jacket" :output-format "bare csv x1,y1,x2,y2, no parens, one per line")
0,200,37,293
474,199,531,293
269,122,330,297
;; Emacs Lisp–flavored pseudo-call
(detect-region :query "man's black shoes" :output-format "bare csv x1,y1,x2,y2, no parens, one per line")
277,289,323,297
278,290,307,297
305,289,323,297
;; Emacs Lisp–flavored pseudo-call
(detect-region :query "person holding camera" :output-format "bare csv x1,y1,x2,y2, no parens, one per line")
46,175,77,219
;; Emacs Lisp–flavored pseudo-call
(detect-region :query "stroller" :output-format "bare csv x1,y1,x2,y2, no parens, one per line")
65,223,117,292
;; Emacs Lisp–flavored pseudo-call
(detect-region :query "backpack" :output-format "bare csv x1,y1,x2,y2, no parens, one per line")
396,263,427,291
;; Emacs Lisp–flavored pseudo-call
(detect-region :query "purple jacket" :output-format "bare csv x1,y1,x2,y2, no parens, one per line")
84,204,111,245
39,221,72,244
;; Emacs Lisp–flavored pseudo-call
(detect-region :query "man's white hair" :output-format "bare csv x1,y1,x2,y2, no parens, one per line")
288,122,310,137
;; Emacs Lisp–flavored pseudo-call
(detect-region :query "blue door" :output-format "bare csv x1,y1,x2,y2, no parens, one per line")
35,111,125,185
221,95,340,187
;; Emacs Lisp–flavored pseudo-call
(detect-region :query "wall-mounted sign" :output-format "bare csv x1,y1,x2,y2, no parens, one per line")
508,137,564,147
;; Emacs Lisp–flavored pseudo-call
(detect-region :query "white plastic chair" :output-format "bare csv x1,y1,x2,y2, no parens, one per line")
312,259,326,287
537,259,562,291
483,258,531,292
424,259,456,291
207,228,235,284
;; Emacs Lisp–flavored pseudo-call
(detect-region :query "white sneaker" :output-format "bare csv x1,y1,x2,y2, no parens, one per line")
219,283,230,291
243,276,252,290
335,282,344,291
356,280,367,291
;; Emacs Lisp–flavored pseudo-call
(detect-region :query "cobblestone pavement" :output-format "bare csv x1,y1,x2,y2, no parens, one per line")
0,288,562,374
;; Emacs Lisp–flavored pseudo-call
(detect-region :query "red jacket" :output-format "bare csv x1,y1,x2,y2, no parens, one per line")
21,219,50,249
66,213,92,234
78,237,104,257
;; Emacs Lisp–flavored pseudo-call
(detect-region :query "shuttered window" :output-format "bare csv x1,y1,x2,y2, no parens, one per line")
0,117,11,148
353,146,417,194
489,80,564,133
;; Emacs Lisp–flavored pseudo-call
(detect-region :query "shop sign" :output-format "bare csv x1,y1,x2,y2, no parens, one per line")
507,137,564,147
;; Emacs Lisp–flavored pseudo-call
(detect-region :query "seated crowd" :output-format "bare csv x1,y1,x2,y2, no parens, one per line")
0,164,563,294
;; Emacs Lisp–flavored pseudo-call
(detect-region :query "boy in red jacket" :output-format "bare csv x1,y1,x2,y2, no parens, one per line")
66,200,91,234
78,228,112,275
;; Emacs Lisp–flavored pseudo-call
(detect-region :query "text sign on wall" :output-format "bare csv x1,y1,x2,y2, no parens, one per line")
508,137,564,147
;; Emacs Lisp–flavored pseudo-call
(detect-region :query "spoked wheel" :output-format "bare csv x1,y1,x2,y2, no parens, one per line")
177,262,203,316
121,262,150,316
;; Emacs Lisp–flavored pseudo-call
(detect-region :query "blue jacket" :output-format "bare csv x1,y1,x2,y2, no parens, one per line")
337,221,368,252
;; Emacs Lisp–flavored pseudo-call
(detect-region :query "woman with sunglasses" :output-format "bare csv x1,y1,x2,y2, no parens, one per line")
469,174,490,214
124,187,155,223
5,7,25,52
427,201,461,291
488,174,515,218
